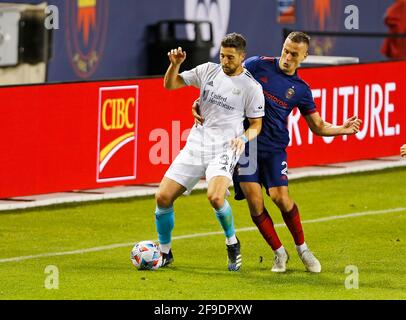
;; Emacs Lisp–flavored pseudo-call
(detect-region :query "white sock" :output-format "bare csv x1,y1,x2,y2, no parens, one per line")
159,243,171,254
226,235,238,246
274,246,287,256
296,243,308,255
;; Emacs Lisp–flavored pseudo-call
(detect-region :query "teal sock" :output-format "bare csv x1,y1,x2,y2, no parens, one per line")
155,206,175,245
215,200,235,238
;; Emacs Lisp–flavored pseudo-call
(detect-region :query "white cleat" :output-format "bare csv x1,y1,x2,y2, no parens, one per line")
271,251,289,273
299,250,321,273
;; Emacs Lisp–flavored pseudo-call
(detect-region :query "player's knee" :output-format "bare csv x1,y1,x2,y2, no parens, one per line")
207,193,225,210
155,192,173,209
247,199,264,217
271,194,290,209
269,190,281,202
249,210,262,218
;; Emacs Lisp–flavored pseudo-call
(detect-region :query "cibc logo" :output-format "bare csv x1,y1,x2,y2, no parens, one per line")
97,86,139,182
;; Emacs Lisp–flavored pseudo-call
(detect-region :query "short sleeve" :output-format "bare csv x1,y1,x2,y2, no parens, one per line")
179,63,211,88
245,84,265,119
298,86,317,116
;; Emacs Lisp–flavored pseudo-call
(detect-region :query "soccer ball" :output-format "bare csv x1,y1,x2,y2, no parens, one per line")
130,240,162,271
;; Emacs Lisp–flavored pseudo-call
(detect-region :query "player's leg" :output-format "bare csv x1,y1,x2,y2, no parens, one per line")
265,151,321,273
239,182,286,248
206,150,241,271
236,150,289,272
207,176,241,271
268,186,301,244
207,176,237,243
268,186,321,273
156,148,205,267
155,176,187,266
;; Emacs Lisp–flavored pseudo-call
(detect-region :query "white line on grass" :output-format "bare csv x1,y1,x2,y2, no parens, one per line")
1,207,405,264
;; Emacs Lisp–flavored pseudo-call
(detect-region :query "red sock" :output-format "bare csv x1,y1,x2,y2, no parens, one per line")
251,208,282,251
282,203,305,246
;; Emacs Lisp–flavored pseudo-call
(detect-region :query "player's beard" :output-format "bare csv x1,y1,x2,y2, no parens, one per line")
222,65,237,76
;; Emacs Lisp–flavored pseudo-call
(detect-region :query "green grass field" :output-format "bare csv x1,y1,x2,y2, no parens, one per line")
1,167,406,300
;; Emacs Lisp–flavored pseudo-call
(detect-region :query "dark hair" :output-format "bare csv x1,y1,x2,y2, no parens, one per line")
221,33,247,53
287,31,311,47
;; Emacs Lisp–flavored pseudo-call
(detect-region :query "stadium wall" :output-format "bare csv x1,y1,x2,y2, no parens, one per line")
0,0,397,82
0,61,405,198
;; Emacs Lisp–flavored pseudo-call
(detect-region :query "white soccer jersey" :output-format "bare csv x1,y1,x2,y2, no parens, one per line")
180,62,265,154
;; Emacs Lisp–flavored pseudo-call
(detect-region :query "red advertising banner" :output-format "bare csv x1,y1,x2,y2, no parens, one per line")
0,61,405,198
288,61,405,167
0,79,197,198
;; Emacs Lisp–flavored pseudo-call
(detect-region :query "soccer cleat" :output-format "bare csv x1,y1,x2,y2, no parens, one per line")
226,239,242,271
271,250,289,273
160,250,174,268
299,250,321,273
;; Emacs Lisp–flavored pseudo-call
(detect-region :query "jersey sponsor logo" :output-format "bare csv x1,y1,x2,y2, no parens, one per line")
207,81,214,87
286,88,296,99
66,0,109,78
97,86,139,182
208,92,235,111
263,90,289,108
184,0,231,57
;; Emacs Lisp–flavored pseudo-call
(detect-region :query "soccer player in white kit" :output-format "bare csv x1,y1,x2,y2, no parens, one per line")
155,33,265,271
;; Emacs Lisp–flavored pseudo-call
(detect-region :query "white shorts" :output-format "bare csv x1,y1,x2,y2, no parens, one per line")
164,145,239,195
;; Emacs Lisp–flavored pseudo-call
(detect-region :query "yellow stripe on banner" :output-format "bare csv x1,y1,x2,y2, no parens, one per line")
100,132,135,163
78,0,96,8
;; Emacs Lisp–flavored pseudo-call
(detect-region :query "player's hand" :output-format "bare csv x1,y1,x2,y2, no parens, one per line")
168,47,187,66
401,144,406,157
230,137,246,156
342,116,363,135
192,98,204,127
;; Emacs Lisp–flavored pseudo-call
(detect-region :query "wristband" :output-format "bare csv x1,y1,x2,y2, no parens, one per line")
240,135,249,144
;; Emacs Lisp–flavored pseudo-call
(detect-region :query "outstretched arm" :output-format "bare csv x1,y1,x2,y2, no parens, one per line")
305,112,362,136
401,144,406,157
164,47,187,90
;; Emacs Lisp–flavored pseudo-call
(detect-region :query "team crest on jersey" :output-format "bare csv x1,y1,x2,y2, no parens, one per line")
66,0,109,78
232,88,241,95
286,88,295,99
